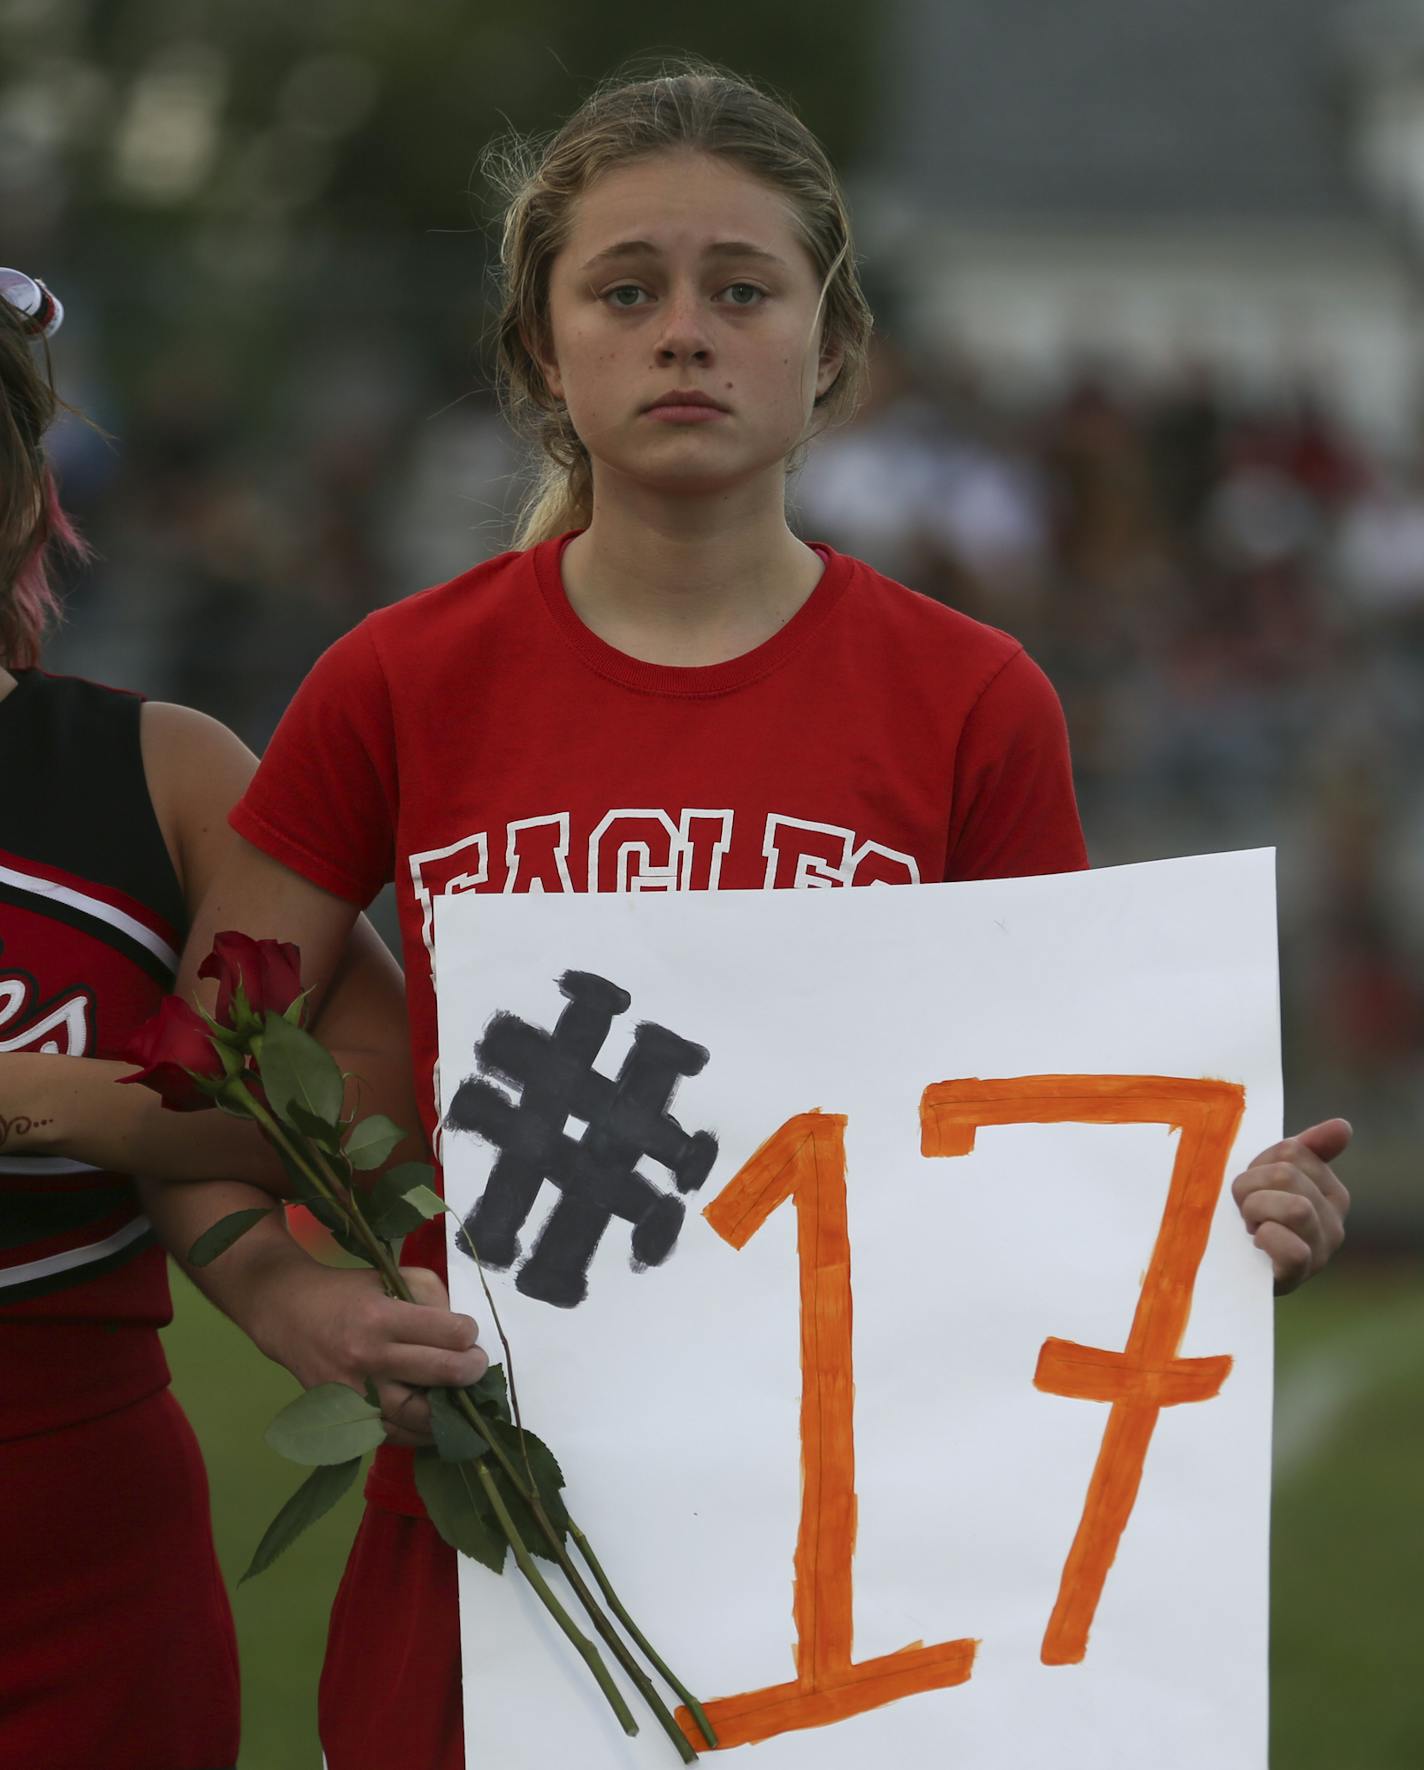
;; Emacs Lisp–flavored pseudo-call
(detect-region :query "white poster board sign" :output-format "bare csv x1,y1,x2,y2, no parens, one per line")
434,850,1281,1770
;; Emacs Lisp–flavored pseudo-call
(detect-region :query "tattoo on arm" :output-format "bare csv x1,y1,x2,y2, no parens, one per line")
0,1114,53,1150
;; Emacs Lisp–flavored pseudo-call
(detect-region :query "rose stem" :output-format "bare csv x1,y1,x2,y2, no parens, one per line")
237,1090,406,1293
450,1387,699,1763
456,1246,718,1755
235,1090,667,1743
566,1519,718,1750
238,1081,698,1756
474,1463,640,1739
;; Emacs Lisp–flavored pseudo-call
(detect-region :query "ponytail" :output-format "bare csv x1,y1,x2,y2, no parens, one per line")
514,463,591,551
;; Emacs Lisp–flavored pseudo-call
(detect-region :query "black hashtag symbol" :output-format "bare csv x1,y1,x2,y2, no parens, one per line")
443,970,719,1308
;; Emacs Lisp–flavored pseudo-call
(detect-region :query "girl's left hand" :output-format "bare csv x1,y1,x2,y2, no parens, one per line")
1231,1119,1352,1294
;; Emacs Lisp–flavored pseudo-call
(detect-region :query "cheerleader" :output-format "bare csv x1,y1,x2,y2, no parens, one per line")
0,267,485,1770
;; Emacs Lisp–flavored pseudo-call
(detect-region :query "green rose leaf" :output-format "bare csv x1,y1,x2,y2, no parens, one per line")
288,1101,344,1154
196,1001,244,1049
266,1144,343,1242
267,1154,368,1262
397,1183,444,1218
469,1363,512,1424
258,1011,345,1131
308,1199,369,1263
414,1449,507,1574
374,1159,438,1197
213,1039,247,1079
489,1464,564,1561
344,1113,409,1172
367,1162,447,1240
212,1081,260,1120
187,1206,273,1267
508,1424,566,1509
265,1381,387,1466
239,1456,363,1583
230,979,259,1036
282,987,313,1027
487,1418,570,1549
429,1387,488,1463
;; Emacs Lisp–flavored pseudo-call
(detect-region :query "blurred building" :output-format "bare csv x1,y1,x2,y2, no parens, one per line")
859,0,1424,447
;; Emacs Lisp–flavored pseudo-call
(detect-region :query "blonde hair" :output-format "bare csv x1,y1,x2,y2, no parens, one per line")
481,59,874,550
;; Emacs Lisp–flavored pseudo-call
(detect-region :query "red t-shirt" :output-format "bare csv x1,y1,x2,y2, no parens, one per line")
231,530,1087,1509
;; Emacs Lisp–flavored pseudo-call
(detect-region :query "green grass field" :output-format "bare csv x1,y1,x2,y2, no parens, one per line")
162,1258,1424,1770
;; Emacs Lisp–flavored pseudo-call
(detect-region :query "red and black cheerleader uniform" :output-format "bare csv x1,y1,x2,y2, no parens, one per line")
1,671,240,1770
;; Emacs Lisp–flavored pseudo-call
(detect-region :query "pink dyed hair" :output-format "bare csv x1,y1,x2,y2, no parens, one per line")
1,291,95,667
5,466,91,667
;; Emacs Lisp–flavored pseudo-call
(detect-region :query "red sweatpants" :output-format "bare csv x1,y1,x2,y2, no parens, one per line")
0,1385,240,1770
320,1504,463,1770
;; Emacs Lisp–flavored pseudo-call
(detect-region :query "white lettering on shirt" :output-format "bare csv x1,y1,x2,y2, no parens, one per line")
406,807,920,943
408,831,489,960
0,977,90,1056
506,814,574,895
762,814,920,889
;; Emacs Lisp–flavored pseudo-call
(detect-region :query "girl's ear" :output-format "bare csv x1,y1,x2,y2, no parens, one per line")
816,334,846,402
523,321,565,405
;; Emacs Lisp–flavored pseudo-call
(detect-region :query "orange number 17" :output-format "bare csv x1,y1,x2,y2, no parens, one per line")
676,1075,1245,1752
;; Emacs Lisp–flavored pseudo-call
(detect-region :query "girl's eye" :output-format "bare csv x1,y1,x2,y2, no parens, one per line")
602,283,766,309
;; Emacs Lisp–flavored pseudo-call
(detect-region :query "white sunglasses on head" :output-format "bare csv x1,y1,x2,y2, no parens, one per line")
0,268,64,339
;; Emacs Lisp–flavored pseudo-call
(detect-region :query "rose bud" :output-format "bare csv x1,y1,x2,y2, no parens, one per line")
119,996,227,1112
198,931,304,1028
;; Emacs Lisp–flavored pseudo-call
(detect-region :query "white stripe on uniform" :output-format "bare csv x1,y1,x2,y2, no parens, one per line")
0,861,179,972
0,1213,151,1289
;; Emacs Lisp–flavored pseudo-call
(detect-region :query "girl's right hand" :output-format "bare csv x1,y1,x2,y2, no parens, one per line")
246,1252,488,1449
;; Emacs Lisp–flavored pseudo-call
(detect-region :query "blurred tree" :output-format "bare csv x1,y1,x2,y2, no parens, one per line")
2,0,876,419
6,1,875,223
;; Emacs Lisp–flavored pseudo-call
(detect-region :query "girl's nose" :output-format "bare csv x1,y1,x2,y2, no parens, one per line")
654,287,713,363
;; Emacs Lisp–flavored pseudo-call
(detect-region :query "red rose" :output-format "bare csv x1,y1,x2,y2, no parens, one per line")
119,997,226,1112
198,931,304,1028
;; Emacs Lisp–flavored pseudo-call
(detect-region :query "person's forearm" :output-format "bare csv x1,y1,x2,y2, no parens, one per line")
141,1173,488,1427
138,1174,318,1360
2,1034,425,1187
1,1051,287,1188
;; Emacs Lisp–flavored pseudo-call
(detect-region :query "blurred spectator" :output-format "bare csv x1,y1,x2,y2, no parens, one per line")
1333,460,1424,636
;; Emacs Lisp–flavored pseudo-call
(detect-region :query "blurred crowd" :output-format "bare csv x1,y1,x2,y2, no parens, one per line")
42,328,1423,1238
795,339,1424,1235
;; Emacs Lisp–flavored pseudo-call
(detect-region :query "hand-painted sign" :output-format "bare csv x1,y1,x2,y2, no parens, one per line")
435,850,1280,1770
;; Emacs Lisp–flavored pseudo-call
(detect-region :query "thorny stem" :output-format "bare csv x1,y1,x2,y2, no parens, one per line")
473,1464,639,1739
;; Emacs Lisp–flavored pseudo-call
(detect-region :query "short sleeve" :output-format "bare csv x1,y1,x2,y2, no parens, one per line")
230,620,397,906
946,646,1088,880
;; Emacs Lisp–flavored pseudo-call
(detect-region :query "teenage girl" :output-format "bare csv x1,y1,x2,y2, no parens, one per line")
0,270,485,1770
96,64,1354,1770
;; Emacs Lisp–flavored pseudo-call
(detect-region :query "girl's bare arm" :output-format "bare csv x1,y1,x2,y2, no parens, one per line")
2,700,484,1438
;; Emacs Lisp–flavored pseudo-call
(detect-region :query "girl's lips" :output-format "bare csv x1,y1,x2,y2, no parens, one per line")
643,404,728,422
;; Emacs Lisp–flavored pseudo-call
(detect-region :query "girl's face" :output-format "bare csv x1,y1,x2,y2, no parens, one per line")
535,150,843,501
